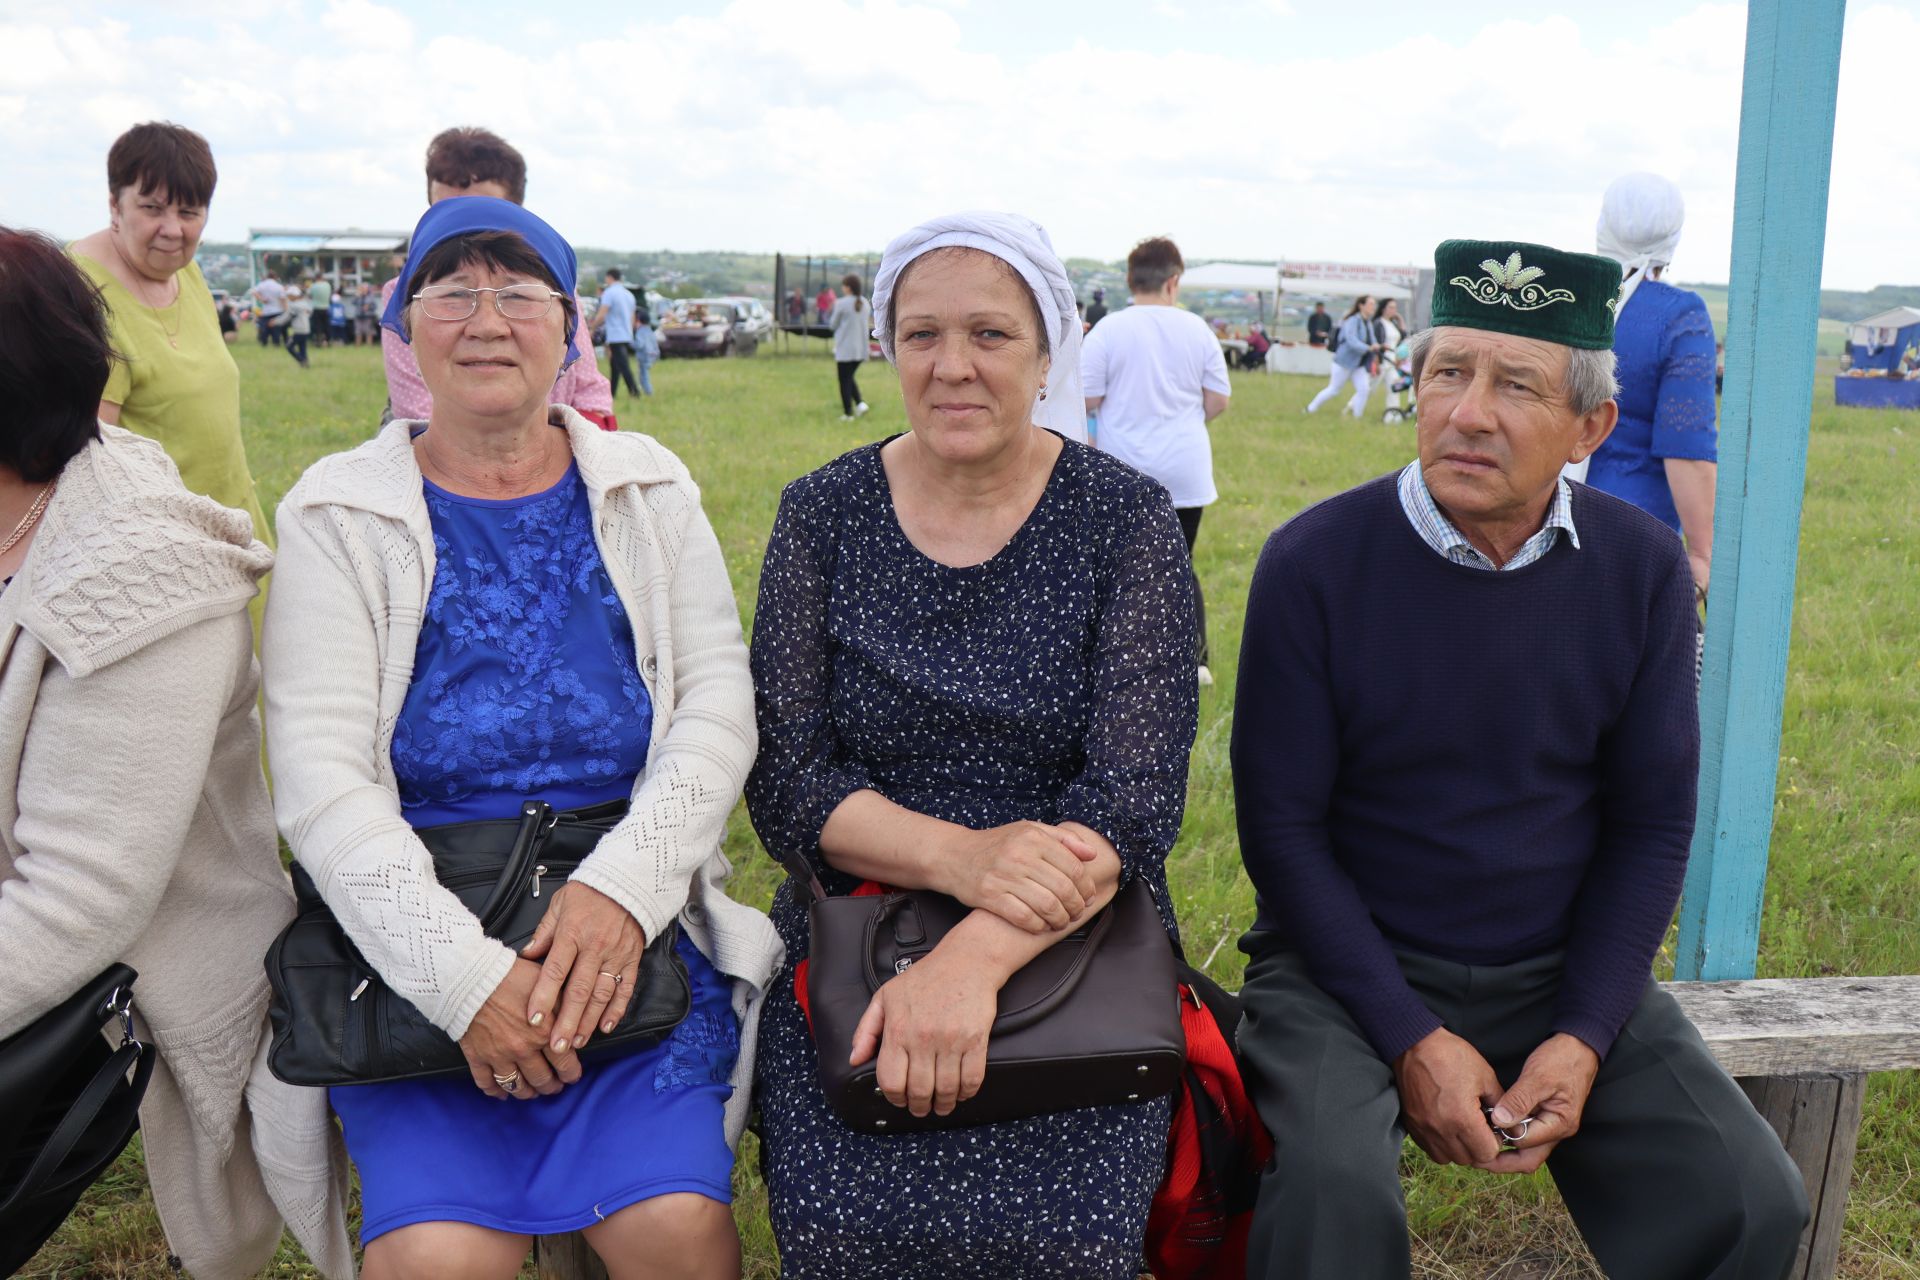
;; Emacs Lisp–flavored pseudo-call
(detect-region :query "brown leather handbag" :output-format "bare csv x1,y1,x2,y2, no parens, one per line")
793,861,1186,1134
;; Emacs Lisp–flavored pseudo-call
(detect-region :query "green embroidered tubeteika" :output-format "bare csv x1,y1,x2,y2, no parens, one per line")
1429,239,1622,349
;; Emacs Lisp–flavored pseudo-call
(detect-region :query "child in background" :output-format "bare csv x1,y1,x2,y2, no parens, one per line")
285,286,313,368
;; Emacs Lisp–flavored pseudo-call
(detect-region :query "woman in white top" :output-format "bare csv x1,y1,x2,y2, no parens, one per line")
1080,235,1230,683
829,274,870,421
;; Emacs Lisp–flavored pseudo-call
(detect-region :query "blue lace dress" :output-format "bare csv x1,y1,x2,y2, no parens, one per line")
1586,279,1719,533
330,461,741,1243
745,437,1198,1279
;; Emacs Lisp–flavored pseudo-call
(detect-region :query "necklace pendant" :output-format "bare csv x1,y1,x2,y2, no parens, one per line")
168,335,179,349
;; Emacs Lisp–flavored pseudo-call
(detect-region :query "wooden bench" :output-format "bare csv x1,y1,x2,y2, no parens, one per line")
1663,975,1920,1280
533,975,1920,1280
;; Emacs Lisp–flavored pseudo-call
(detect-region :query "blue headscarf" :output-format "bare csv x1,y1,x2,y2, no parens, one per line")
381,196,582,366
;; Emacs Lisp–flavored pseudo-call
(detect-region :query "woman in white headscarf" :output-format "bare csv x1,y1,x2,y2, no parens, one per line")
743,212,1196,1279
1583,172,1719,596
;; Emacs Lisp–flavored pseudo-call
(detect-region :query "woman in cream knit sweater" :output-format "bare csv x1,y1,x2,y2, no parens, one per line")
264,199,780,1280
0,228,351,1278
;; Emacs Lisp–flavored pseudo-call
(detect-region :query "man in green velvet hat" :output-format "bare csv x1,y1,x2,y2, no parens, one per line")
1230,239,1808,1279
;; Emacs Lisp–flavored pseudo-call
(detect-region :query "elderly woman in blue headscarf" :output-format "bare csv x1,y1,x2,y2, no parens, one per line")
744,212,1197,1278
263,196,781,1280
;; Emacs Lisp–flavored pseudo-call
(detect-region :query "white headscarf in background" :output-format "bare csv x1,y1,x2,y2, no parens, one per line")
1596,172,1686,318
869,211,1088,443
1569,172,1687,483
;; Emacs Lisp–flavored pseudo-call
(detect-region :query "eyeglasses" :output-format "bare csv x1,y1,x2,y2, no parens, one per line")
412,284,564,321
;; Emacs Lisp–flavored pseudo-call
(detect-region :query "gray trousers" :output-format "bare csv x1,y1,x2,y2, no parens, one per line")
1237,941,1809,1280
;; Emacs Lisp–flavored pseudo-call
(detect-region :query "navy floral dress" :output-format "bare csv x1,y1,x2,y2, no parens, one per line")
745,436,1198,1279
330,463,742,1243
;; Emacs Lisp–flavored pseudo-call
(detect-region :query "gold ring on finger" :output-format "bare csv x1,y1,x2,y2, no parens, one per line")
492,1070,521,1093
599,971,623,984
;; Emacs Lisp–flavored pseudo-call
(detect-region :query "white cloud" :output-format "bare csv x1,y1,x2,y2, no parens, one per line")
319,0,412,49
2,1,1913,290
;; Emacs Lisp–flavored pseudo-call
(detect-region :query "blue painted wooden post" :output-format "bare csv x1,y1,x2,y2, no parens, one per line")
1674,0,1848,982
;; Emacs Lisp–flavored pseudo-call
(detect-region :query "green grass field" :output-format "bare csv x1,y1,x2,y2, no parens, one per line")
25,336,1920,1278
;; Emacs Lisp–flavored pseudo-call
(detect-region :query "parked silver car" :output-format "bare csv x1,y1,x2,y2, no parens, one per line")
658,297,771,357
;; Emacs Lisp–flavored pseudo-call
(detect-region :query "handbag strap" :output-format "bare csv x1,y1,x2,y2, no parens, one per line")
776,852,830,905
0,1020,153,1215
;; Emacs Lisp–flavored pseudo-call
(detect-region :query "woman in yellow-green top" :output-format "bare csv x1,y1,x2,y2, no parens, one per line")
67,121,272,553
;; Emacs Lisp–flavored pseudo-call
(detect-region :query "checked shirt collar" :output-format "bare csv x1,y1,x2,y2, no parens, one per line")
1396,462,1581,572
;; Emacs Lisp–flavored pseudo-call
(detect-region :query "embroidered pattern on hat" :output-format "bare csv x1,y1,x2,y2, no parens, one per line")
1449,252,1577,312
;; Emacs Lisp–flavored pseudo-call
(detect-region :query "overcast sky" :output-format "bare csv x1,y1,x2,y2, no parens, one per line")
3,0,1916,290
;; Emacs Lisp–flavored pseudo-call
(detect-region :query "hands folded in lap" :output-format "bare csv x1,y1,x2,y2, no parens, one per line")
459,883,647,1100
943,819,1102,934
1394,1027,1601,1174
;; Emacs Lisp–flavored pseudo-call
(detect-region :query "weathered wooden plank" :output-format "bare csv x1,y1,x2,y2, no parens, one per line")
1662,976,1920,1076
535,1232,608,1280
1738,1073,1865,1280
1674,0,1848,982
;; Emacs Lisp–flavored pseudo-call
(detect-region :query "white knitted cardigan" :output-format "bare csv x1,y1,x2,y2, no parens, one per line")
263,408,783,1145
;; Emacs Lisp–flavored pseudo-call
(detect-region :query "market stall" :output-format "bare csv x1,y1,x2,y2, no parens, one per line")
1835,305,1920,409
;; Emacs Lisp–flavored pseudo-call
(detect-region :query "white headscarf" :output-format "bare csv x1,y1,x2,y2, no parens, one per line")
869,211,1087,443
1596,172,1686,319
1567,172,1687,483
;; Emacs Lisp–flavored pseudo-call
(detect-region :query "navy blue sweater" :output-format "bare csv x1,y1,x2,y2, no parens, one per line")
1232,474,1700,1062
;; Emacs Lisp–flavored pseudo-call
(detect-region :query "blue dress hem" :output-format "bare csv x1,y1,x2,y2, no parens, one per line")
359,1174,735,1242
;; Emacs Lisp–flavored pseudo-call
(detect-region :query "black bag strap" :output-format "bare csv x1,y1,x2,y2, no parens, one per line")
0,1040,152,1213
0,983,154,1216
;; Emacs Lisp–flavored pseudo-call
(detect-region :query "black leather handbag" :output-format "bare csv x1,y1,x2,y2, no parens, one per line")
265,798,689,1087
0,964,154,1275
798,868,1186,1134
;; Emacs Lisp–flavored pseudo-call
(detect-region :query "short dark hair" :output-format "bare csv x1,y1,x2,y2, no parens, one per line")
605,267,622,281
0,228,113,482
1126,237,1184,294
401,230,575,338
107,121,217,208
424,127,527,205
883,247,1048,360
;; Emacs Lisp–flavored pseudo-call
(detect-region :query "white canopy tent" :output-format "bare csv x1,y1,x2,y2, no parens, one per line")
1178,262,1416,299
1279,275,1413,300
1178,261,1283,291
1846,306,1920,348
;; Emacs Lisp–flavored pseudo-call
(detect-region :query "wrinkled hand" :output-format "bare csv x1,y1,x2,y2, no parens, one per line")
848,947,997,1118
945,821,1099,934
460,958,581,1100
1474,1033,1601,1174
1393,1027,1504,1167
521,882,646,1056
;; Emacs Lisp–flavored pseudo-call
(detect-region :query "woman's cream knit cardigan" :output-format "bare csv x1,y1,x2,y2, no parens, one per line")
263,408,783,1144
0,427,352,1280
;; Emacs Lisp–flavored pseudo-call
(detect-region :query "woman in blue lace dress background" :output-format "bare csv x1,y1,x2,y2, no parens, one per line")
745,211,1198,1279
1586,172,1719,598
264,197,781,1280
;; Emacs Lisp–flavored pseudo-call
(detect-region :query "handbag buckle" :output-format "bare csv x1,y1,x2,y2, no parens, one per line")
106,985,137,1051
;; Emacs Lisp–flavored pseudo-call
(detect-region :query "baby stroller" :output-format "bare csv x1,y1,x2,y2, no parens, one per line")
1381,340,1415,423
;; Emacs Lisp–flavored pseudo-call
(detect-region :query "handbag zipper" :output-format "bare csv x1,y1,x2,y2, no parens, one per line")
532,865,548,898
